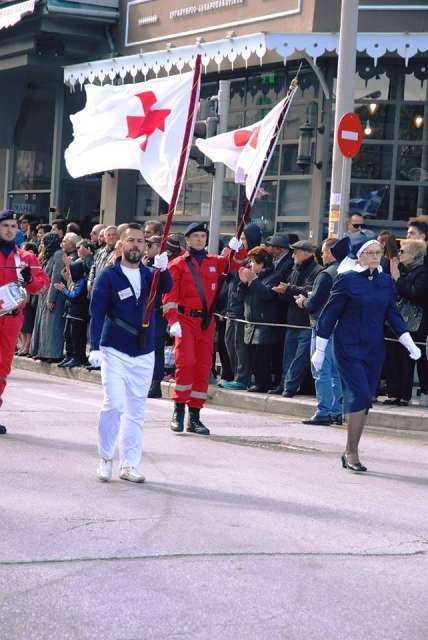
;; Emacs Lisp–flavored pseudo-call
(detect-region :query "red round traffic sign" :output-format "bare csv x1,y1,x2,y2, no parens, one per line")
337,112,363,158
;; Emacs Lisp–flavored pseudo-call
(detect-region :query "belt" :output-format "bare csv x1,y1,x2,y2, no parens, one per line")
177,305,204,318
108,314,139,336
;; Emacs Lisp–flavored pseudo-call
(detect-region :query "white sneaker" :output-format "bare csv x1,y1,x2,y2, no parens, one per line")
119,466,145,483
97,458,112,482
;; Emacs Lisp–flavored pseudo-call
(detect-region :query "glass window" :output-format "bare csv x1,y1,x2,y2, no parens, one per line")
292,69,318,100
13,96,55,191
246,71,286,108
227,111,243,131
276,220,309,240
349,183,389,220
355,104,396,140
222,181,239,217
247,180,277,235
183,181,212,217
135,183,164,218
245,108,270,126
278,179,311,217
404,73,428,102
8,192,51,222
351,144,393,180
265,146,279,176
399,105,426,141
229,78,245,109
396,145,428,181
393,185,428,219
283,103,309,140
281,144,300,175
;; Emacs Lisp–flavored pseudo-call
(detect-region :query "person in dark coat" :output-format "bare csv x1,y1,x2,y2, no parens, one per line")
222,223,262,390
386,238,428,406
237,246,281,392
294,237,346,425
312,238,421,473
271,240,322,397
54,259,89,367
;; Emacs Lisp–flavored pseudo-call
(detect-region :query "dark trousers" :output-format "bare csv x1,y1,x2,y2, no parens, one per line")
216,317,234,381
153,323,167,382
64,318,87,362
249,343,271,390
225,318,251,386
282,327,312,394
386,336,428,401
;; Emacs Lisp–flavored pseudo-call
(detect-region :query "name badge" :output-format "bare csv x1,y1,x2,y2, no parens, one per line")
118,287,133,300
209,266,216,273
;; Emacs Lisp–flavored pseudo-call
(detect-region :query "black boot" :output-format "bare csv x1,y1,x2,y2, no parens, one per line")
170,403,185,433
187,408,210,436
148,379,162,399
0,424,7,435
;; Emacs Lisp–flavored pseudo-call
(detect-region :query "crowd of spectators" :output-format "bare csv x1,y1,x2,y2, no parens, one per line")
14,212,428,412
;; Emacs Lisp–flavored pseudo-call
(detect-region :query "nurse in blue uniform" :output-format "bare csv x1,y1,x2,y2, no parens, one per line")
312,238,421,473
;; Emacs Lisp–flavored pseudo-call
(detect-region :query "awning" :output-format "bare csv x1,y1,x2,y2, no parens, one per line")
0,0,36,31
64,31,428,88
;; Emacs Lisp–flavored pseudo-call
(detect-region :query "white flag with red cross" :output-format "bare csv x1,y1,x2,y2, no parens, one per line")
65,71,198,204
196,91,296,202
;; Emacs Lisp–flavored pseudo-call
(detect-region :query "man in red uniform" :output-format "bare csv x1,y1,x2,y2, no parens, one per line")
163,222,243,435
0,210,49,434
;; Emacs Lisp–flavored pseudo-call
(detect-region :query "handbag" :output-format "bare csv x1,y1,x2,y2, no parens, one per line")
397,297,423,333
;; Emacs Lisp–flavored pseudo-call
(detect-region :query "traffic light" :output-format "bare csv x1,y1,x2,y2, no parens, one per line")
189,96,218,174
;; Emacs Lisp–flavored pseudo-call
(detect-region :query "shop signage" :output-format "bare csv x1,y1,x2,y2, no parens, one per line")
125,0,301,48
0,0,35,31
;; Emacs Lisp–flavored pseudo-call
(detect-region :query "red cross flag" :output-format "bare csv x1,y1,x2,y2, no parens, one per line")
196,88,297,204
65,71,199,203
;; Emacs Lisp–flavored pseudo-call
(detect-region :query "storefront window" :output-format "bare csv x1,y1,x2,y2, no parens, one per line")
278,180,311,217
283,103,310,140
276,220,309,240
135,182,167,218
396,145,428,181
393,185,428,219
183,181,212,217
355,104,395,140
399,105,427,141
247,180,277,235
351,144,393,180
222,181,239,217
265,146,279,176
281,144,301,175
12,95,54,191
349,183,389,220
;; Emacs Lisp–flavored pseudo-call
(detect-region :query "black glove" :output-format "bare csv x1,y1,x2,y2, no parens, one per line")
20,265,32,284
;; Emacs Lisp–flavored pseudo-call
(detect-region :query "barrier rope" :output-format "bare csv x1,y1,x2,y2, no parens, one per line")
214,313,427,347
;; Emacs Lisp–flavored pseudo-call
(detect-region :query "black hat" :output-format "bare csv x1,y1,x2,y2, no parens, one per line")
268,234,289,249
0,209,16,223
330,237,350,262
184,222,208,237
147,235,162,245
166,236,181,252
290,240,316,252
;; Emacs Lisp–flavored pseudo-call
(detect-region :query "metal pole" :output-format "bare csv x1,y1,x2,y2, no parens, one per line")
208,80,230,254
328,0,359,237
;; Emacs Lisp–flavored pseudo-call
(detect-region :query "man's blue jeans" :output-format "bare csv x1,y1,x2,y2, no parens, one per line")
282,327,312,394
310,330,343,418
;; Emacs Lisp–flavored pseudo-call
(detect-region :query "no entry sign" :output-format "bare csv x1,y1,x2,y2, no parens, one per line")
337,112,363,158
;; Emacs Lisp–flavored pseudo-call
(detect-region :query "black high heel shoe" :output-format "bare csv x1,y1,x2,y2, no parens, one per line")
341,454,367,473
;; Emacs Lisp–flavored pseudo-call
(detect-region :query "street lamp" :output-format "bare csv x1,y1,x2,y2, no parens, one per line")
296,120,323,172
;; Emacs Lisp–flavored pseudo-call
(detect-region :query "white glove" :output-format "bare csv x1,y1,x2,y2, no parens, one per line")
88,350,102,368
154,251,168,272
399,332,421,360
311,336,328,372
169,321,182,338
228,236,243,252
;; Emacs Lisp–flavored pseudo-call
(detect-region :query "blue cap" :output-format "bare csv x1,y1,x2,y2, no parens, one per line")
0,209,16,222
330,237,350,262
184,222,208,237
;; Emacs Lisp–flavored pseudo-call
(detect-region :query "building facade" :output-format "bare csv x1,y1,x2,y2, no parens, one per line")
11,0,428,241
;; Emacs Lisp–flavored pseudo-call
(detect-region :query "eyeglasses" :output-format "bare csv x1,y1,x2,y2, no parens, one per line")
352,223,364,229
362,251,382,257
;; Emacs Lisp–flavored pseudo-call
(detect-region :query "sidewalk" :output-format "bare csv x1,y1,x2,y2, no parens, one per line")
12,356,428,434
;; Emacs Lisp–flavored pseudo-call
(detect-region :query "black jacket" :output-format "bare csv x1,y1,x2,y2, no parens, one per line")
225,223,262,319
303,261,339,325
272,251,294,283
395,260,428,336
64,261,89,321
238,267,282,345
284,256,323,327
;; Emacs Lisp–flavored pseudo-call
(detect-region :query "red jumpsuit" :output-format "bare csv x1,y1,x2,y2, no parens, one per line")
163,250,243,409
0,247,49,407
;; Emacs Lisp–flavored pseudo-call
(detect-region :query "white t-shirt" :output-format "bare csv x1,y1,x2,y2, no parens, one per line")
121,265,142,299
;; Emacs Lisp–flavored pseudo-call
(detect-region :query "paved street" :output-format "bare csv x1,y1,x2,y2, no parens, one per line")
1,369,428,640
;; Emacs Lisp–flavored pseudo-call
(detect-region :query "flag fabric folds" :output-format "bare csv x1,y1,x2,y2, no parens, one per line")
349,187,388,216
65,72,197,204
195,88,297,203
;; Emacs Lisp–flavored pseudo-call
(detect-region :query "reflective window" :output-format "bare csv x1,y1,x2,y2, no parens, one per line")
265,146,280,176
349,183,389,220
351,144,393,180
276,220,309,240
355,104,395,140
283,103,309,140
399,105,426,141
183,181,212,217
247,180,277,235
278,180,311,217
222,181,239,217
404,71,428,101
393,185,428,220
281,144,302,175
396,145,428,181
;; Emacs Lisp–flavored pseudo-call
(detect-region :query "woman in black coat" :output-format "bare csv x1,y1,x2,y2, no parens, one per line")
386,239,428,405
238,246,281,392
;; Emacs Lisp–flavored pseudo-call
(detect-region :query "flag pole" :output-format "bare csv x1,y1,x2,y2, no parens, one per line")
209,66,301,312
140,54,202,341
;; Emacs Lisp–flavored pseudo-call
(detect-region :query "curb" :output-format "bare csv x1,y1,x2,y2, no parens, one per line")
12,356,428,433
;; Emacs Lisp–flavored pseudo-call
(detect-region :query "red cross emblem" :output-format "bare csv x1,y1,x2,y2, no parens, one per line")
126,91,171,151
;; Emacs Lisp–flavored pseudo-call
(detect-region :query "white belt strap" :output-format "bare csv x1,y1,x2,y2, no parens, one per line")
14,252,23,284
